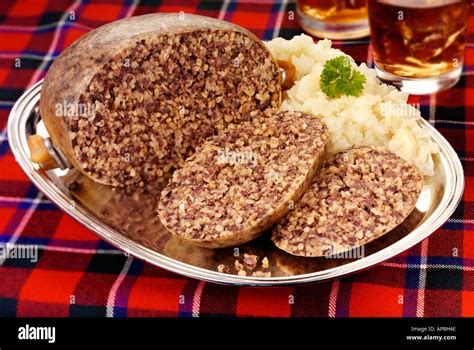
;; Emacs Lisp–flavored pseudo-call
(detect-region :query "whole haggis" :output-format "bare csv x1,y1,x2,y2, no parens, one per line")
40,13,282,186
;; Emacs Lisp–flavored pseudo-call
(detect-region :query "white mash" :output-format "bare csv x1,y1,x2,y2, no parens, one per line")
265,34,439,176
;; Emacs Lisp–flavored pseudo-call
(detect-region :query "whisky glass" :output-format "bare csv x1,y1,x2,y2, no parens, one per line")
297,0,370,40
368,0,471,94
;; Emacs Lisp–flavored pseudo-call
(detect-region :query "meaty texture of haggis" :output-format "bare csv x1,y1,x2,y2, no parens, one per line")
272,146,423,257
157,110,329,248
40,13,281,187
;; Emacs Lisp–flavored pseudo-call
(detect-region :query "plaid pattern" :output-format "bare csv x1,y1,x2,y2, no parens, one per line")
0,0,472,317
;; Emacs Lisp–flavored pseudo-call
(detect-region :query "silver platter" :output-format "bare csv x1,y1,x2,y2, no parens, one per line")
8,80,464,286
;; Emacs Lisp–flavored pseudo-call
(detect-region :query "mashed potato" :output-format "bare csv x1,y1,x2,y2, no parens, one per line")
266,34,439,176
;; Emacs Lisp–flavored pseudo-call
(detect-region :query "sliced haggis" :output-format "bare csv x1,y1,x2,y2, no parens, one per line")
158,110,329,248
272,146,423,257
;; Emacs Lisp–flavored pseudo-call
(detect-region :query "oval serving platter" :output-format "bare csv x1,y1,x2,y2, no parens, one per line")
8,80,464,286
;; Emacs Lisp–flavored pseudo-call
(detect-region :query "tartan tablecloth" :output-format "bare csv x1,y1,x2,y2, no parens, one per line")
0,0,472,317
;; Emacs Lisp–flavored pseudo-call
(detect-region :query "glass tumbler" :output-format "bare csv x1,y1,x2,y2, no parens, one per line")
368,0,471,94
297,0,370,40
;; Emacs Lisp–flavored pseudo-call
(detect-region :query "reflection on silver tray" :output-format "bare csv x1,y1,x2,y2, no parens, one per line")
8,80,464,286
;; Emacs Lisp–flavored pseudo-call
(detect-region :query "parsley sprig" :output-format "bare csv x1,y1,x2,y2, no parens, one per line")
320,56,366,99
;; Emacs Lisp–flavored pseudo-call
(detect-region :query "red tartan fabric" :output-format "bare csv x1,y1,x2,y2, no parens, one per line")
0,0,473,317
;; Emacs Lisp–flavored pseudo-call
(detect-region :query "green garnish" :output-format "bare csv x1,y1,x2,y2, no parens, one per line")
320,56,366,99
